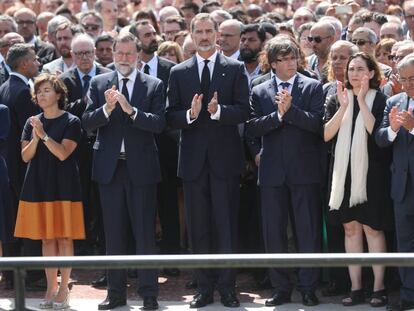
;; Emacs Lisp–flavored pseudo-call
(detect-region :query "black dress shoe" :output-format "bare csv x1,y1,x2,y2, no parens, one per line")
189,293,214,308
387,300,414,311
98,296,127,310
91,275,107,288
302,291,319,306
185,279,198,290
143,296,159,310
221,292,240,308
265,292,291,306
163,268,180,277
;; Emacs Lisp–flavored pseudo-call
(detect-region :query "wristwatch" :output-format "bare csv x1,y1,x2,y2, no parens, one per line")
41,134,50,143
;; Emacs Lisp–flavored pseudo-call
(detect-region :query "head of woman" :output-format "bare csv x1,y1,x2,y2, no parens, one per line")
157,41,184,64
375,38,396,68
344,52,382,91
32,74,68,111
297,22,314,57
327,40,358,83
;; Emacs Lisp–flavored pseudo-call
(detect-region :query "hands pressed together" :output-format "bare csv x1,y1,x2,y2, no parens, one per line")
104,85,134,116
390,106,414,133
30,116,46,141
275,88,292,117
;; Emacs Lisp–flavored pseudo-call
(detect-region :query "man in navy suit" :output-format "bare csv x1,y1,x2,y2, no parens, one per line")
166,13,250,309
246,38,324,307
82,33,164,311
376,55,414,311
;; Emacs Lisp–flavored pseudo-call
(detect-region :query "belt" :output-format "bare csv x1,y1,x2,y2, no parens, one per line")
119,152,127,160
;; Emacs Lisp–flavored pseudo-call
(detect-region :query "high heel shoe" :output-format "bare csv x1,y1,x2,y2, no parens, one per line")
39,299,53,309
53,290,70,310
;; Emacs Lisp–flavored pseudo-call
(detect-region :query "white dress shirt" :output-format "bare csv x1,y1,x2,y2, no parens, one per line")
141,55,158,77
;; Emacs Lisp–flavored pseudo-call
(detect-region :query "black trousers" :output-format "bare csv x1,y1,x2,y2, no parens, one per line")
261,183,322,293
99,160,158,299
183,163,239,295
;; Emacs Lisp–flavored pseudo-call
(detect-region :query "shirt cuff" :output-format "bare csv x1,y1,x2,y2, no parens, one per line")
186,109,196,124
103,104,110,119
410,127,414,136
130,107,138,120
277,111,283,122
387,126,398,141
210,105,221,120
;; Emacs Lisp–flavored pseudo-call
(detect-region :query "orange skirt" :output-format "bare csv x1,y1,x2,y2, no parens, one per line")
14,200,85,240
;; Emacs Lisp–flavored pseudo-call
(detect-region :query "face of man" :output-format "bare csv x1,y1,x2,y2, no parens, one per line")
309,26,334,59
218,23,240,56
346,21,363,41
330,46,351,82
191,19,217,54
56,27,73,58
81,15,102,40
137,23,158,55
240,31,263,63
363,21,381,38
15,12,36,42
399,64,414,98
271,52,298,81
96,40,113,66
0,21,14,39
68,0,83,14
0,33,24,58
101,0,118,30
163,22,181,42
405,4,414,33
395,46,414,64
183,38,196,60
380,24,402,41
351,31,375,55
71,41,95,74
23,49,40,78
114,40,139,76
293,10,313,30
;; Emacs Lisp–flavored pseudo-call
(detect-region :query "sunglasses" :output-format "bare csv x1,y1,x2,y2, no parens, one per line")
82,24,100,31
352,39,370,46
307,36,330,43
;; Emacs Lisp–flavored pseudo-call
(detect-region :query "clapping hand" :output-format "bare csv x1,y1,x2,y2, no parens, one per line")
357,75,369,103
336,81,349,108
389,106,401,132
104,85,118,114
207,92,218,115
397,107,414,132
275,88,292,117
113,90,134,115
30,116,46,140
190,93,203,119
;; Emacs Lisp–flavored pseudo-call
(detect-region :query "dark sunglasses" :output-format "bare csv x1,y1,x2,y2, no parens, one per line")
82,24,100,31
352,39,370,46
307,36,330,43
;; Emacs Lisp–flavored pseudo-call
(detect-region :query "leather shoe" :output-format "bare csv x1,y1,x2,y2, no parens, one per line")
98,296,127,310
265,292,291,306
302,291,319,306
163,268,180,277
143,296,159,310
221,292,240,308
189,293,214,308
91,275,107,288
387,300,414,310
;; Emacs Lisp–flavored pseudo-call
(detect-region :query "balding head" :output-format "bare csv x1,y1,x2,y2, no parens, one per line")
0,32,24,58
218,19,242,57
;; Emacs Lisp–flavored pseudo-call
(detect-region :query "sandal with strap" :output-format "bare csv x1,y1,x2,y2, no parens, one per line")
370,289,388,308
342,289,365,306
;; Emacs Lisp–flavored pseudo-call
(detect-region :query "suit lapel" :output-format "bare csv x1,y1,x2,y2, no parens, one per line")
156,56,166,82
188,56,201,94
72,70,83,96
130,71,147,110
210,53,227,99
267,79,277,112
106,72,123,119
291,74,303,108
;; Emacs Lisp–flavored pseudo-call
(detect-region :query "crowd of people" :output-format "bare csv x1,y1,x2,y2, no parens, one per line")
0,0,414,310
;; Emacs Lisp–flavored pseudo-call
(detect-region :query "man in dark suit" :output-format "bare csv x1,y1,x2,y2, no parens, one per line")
166,13,250,309
131,20,181,271
246,38,324,307
0,43,42,288
82,33,164,311
60,34,111,260
376,55,414,311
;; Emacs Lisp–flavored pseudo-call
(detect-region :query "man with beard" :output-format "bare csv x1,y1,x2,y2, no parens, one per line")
82,32,164,311
42,22,80,74
240,24,266,86
131,19,181,278
166,13,249,308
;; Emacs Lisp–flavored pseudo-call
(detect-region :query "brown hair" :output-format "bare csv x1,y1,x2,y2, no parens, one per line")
32,73,68,110
157,41,184,64
375,38,397,56
344,52,383,90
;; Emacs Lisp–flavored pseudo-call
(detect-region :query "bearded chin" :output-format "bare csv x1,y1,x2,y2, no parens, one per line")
197,44,215,52
115,63,134,76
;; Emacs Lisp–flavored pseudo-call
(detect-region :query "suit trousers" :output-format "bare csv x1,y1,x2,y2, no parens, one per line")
99,160,158,299
183,162,240,295
261,183,322,293
394,174,414,301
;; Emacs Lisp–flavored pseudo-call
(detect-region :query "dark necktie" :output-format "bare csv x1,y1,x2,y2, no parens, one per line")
82,75,91,96
122,78,129,101
200,59,210,105
279,82,290,91
144,64,150,75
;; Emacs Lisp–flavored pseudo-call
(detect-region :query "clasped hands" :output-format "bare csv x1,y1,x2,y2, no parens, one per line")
104,85,134,116
30,116,46,141
389,106,414,133
275,89,292,117
190,91,218,119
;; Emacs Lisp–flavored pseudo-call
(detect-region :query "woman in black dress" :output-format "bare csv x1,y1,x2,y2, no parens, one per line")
14,74,85,310
324,52,392,307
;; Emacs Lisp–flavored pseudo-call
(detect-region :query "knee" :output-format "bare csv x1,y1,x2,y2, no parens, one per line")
363,225,383,238
343,222,361,238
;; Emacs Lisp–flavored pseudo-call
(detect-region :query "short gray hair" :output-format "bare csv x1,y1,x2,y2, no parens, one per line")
311,21,336,37
0,15,17,32
6,43,33,71
71,33,95,51
353,26,378,44
397,54,414,72
47,15,70,38
266,38,299,65
80,11,103,28
330,40,359,56
113,32,141,52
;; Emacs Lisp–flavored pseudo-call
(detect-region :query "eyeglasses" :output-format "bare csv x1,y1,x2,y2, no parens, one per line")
269,0,288,6
114,51,136,58
82,24,100,31
352,39,370,46
398,75,414,83
391,55,404,63
16,20,35,26
307,35,331,43
73,50,94,58
388,54,395,61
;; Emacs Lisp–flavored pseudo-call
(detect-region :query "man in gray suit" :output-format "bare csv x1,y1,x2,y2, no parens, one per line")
376,54,414,311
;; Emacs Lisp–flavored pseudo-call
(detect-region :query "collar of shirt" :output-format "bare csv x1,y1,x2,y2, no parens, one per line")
77,64,97,84
274,74,296,92
10,72,29,85
0,53,4,64
228,50,240,60
196,51,217,80
29,36,36,46
117,68,138,100
141,54,158,76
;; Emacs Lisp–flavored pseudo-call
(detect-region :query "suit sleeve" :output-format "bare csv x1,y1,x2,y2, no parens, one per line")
131,80,166,133
375,97,394,148
282,82,324,134
245,87,283,137
0,105,10,150
218,63,250,125
82,78,109,132
165,69,192,129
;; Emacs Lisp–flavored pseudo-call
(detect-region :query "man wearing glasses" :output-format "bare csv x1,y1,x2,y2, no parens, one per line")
308,21,336,84
79,12,103,42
